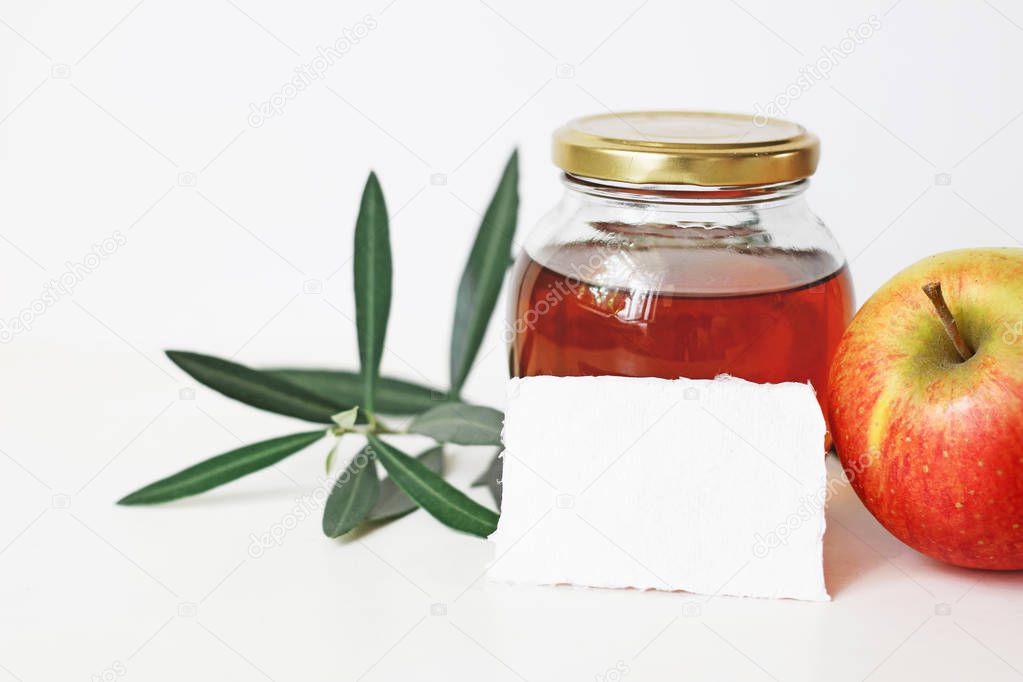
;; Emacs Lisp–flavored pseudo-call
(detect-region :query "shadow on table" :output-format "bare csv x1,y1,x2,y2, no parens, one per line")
823,465,1023,598
150,485,303,509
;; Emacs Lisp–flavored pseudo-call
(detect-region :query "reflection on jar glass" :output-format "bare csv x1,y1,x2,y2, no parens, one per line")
508,111,855,440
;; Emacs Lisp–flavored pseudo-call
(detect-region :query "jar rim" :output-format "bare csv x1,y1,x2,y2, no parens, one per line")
553,111,819,187
563,174,809,206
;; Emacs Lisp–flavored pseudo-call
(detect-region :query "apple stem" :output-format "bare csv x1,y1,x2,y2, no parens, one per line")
921,281,974,362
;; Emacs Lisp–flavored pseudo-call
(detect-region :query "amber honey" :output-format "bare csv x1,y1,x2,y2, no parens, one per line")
510,245,855,424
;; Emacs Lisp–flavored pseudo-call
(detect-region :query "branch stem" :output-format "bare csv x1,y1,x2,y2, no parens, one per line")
922,281,974,362
329,419,399,438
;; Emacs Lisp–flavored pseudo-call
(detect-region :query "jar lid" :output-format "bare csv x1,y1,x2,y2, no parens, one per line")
552,111,819,187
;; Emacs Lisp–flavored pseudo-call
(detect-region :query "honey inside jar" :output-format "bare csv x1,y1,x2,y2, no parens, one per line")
508,112,855,437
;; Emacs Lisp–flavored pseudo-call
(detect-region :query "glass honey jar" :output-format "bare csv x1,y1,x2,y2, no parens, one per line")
508,111,855,431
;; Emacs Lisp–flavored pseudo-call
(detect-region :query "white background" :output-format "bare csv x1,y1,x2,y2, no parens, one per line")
2,0,1022,680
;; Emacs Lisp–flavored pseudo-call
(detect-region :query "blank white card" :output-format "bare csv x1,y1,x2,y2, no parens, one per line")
488,375,829,601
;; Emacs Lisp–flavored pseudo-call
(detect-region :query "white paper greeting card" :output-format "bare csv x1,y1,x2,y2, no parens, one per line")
488,375,829,601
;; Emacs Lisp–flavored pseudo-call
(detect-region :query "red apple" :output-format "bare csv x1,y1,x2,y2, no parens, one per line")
829,248,1023,570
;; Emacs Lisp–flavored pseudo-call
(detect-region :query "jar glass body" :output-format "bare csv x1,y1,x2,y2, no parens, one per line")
508,175,855,423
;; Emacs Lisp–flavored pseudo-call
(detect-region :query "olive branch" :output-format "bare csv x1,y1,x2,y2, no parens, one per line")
119,152,518,539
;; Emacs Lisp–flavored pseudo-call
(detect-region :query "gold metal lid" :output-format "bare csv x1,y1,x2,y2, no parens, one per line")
552,111,819,187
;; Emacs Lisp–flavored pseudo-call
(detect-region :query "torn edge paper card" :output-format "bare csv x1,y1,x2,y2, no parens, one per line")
488,375,829,602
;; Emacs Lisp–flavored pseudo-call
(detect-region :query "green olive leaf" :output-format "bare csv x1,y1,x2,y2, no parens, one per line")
353,172,392,416
324,440,341,476
267,369,447,417
331,406,359,432
449,150,519,397
322,445,381,538
471,450,503,510
367,434,498,537
167,351,343,423
407,404,504,446
118,431,325,505
366,445,444,523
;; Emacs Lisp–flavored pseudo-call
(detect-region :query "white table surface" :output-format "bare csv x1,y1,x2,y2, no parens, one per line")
3,1,1023,679
2,349,1021,682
